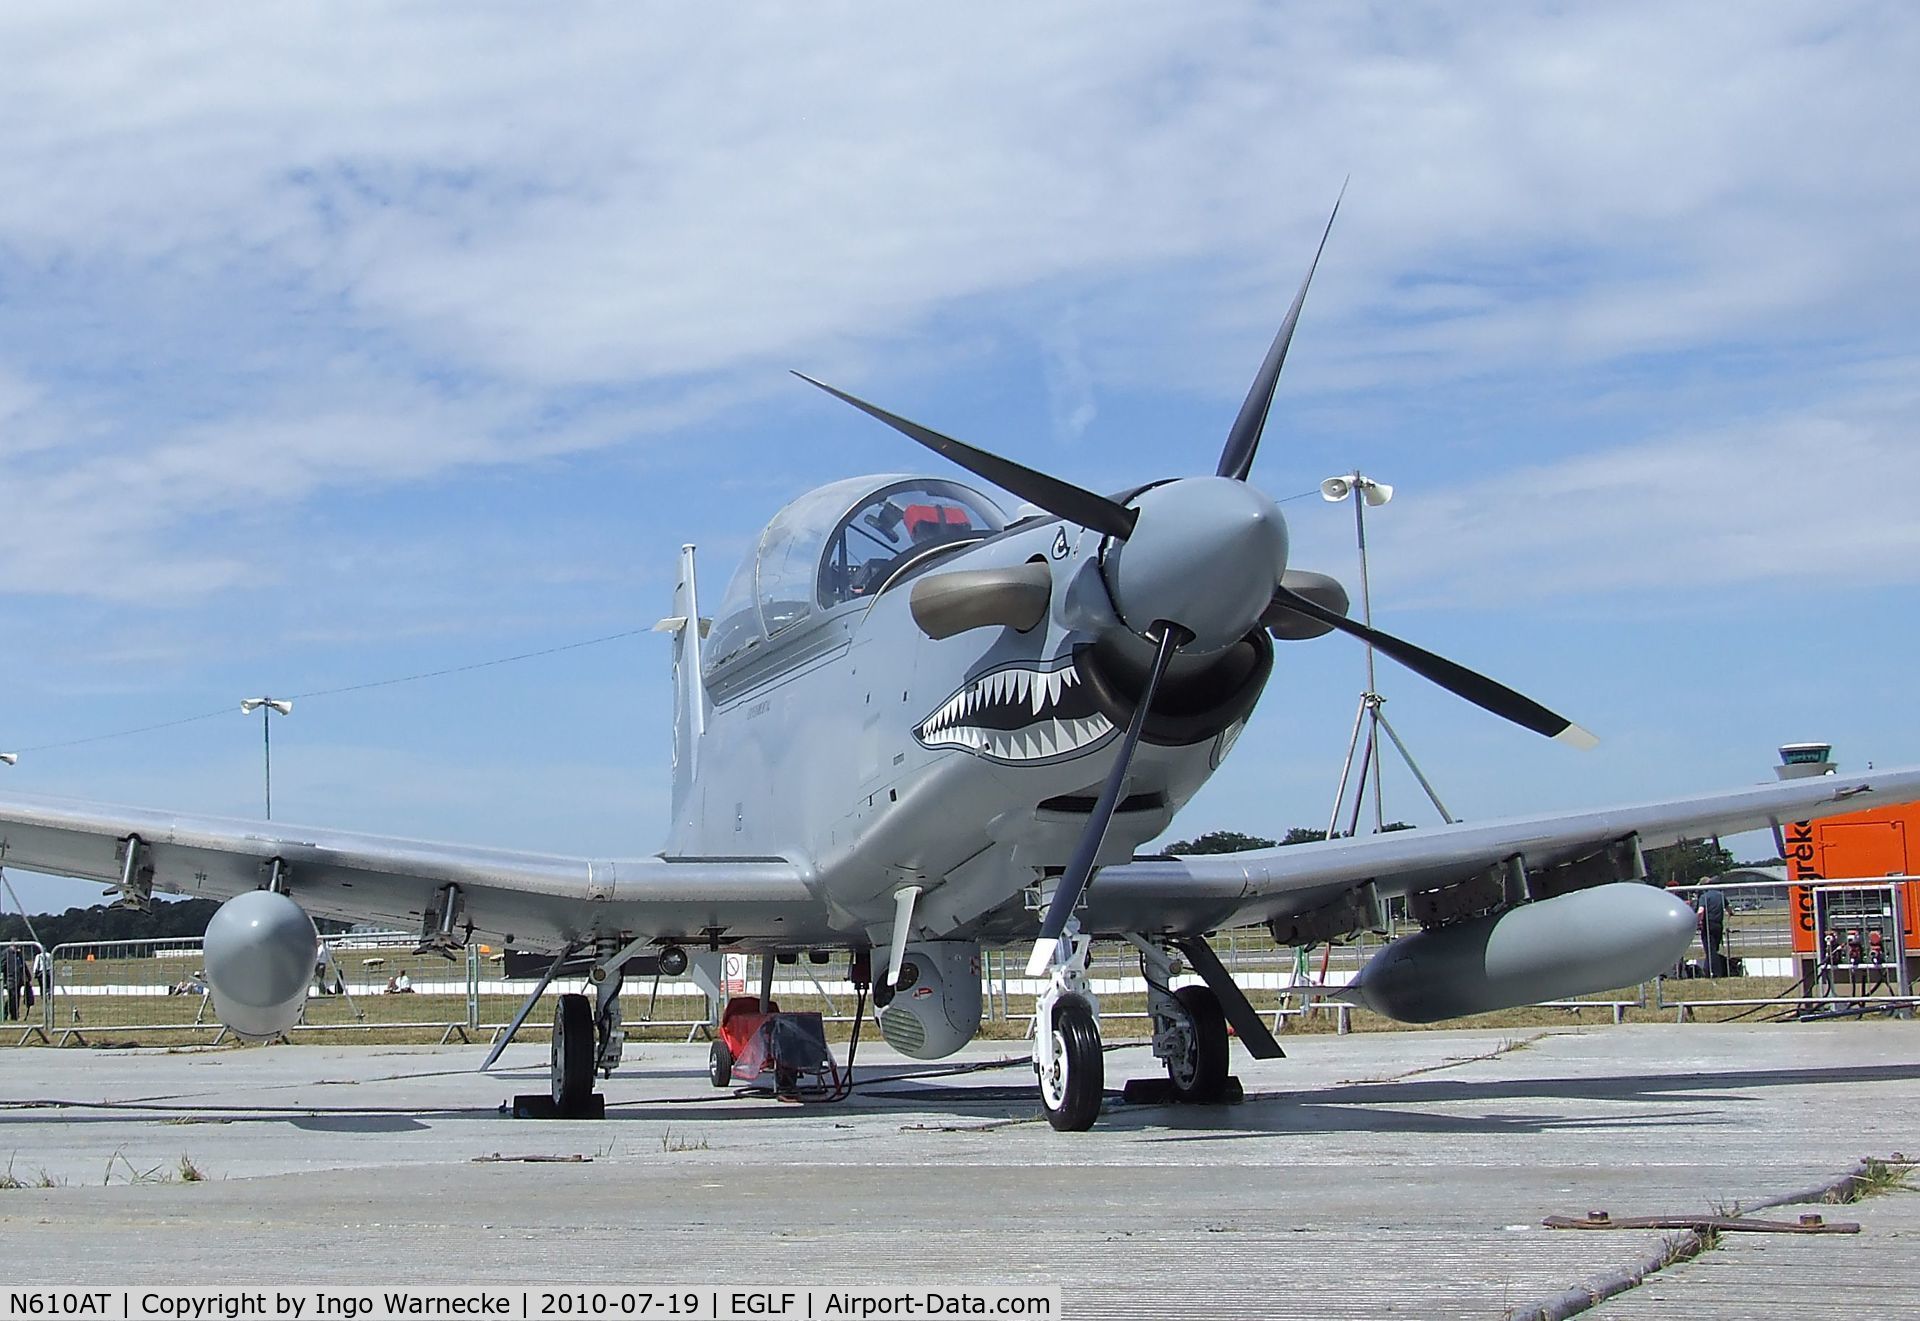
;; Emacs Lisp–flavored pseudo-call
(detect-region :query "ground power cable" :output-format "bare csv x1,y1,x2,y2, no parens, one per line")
0,1041,1158,1118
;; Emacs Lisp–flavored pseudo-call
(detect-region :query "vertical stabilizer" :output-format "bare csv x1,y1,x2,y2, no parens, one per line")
653,544,710,828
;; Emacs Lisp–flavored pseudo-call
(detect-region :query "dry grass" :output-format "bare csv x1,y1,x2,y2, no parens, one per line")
0,1155,61,1189
4,975,1841,1048
8,934,1851,1050
1831,1156,1914,1202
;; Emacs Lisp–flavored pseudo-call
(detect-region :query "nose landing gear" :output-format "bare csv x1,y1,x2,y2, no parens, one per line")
1031,925,1106,1132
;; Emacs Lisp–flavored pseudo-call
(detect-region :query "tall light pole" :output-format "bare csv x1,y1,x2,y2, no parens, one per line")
1320,471,1455,838
240,698,293,819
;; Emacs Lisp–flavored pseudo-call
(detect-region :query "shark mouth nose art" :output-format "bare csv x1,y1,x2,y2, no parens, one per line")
916,661,1116,763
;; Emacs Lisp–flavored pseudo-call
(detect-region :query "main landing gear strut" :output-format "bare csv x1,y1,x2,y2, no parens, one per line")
1130,935,1229,1104
1031,923,1270,1130
548,937,640,1114
490,937,637,1119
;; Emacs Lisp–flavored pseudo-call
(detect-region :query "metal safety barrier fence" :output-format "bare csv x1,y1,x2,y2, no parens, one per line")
6,874,1913,1046
1656,876,1918,1020
0,940,50,1044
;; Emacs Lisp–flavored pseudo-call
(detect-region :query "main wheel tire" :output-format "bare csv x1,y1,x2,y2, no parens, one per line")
709,1039,734,1088
1166,984,1230,1104
1038,998,1104,1132
551,993,596,1112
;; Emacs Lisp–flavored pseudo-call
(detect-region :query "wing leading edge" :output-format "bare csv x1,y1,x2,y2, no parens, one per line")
1081,767,1920,938
0,790,824,950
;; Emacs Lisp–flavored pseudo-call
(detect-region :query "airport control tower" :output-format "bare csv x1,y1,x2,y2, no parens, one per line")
1776,741,1837,779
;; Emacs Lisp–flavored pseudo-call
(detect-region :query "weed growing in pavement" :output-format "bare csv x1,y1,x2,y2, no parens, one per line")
101,1148,187,1185
1833,1156,1913,1202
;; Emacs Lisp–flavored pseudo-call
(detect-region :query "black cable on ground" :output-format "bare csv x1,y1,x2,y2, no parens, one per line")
817,984,868,1102
1718,977,1813,1022
7,1031,1152,1118
1793,1002,1909,1023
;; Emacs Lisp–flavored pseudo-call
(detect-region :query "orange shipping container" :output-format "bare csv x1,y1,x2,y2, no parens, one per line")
1783,802,1920,953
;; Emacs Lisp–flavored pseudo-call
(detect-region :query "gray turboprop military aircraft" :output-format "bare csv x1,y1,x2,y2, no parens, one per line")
4,209,1919,1130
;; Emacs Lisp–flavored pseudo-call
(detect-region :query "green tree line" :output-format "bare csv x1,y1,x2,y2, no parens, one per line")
0,898,222,950
1,898,357,951
1163,827,1747,888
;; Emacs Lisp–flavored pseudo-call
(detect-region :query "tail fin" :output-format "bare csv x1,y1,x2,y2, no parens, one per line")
652,544,711,826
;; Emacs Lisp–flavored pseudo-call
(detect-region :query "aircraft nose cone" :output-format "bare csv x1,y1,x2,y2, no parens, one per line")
1103,476,1288,653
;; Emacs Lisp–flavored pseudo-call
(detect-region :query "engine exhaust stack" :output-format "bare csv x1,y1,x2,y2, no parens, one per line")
1338,883,1695,1023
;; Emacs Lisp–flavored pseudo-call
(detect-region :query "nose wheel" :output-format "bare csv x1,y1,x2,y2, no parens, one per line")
1031,924,1106,1131
1037,996,1104,1131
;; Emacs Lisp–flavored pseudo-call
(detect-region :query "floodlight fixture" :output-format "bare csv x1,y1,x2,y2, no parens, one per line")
240,696,294,818
1319,468,1454,841
1321,472,1392,506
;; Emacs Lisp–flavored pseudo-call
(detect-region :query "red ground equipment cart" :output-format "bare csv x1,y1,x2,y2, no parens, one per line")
707,997,838,1097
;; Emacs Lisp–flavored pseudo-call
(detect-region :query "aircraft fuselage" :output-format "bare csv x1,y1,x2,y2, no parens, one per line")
672,506,1252,945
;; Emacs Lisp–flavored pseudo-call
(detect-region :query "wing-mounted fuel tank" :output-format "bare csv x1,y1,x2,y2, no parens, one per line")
1338,883,1695,1023
202,890,320,1040
873,940,982,1059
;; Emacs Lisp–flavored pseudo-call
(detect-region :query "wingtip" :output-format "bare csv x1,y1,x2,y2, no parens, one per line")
1555,723,1600,751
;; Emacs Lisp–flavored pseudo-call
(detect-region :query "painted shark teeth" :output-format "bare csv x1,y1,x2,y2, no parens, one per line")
915,662,1116,764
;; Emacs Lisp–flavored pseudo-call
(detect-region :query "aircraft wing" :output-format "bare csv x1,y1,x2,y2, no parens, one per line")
0,790,823,949
1078,767,1920,939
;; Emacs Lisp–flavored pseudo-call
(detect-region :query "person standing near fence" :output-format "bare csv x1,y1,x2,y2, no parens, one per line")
1,945,23,1021
1697,886,1729,978
31,947,50,1001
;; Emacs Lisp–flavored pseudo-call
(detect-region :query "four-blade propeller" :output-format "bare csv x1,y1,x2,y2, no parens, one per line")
797,190,1595,972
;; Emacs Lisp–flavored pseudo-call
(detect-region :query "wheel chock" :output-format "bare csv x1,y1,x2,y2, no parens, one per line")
506,1093,607,1119
1119,1076,1245,1106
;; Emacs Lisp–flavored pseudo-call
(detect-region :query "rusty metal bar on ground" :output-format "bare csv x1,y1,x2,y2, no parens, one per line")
1545,1210,1858,1234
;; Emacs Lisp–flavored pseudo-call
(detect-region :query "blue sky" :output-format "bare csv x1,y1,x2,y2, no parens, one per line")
3,3,1918,912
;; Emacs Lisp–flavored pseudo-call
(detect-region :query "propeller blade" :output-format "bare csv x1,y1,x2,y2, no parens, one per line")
1216,183,1346,483
1269,585,1598,748
1262,569,1350,640
1027,623,1188,976
793,372,1138,540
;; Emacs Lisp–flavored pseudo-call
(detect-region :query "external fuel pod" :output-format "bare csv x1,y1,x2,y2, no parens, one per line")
1338,882,1696,1023
203,889,321,1040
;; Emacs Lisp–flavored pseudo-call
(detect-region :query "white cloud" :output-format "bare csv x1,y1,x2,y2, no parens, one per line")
1368,368,1920,605
1041,311,1097,443
0,2,1915,604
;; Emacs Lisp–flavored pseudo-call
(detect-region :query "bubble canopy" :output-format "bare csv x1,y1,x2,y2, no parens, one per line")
705,474,1007,674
